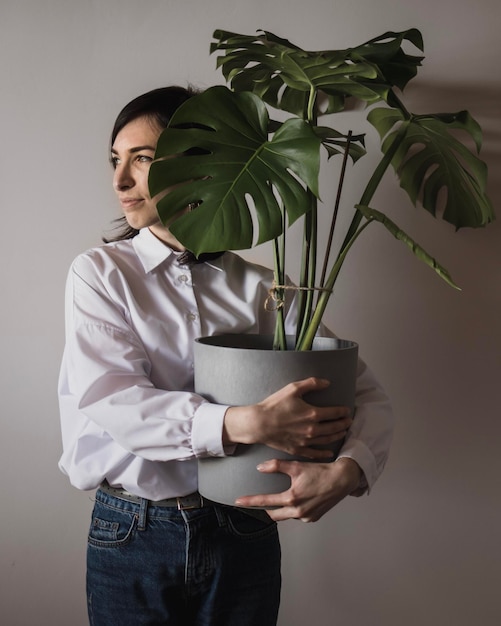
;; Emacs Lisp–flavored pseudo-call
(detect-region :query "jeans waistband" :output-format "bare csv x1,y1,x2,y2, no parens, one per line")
100,481,207,510
98,481,272,523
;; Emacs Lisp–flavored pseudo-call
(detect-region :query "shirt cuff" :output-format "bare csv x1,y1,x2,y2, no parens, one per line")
338,437,378,495
191,402,230,458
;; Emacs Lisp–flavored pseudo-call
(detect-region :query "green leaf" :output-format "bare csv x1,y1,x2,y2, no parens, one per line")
314,127,366,161
356,204,460,289
367,107,405,137
368,108,495,229
211,29,424,117
148,86,322,256
348,29,424,90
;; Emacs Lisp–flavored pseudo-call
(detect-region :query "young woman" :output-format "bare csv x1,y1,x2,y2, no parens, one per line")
58,86,393,626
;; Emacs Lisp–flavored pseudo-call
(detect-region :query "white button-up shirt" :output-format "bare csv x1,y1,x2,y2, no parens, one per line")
58,228,393,500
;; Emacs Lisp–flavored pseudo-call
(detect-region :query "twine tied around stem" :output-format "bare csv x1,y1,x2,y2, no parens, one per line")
264,280,333,311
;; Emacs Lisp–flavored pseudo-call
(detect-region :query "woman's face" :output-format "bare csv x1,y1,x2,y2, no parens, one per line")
111,115,184,248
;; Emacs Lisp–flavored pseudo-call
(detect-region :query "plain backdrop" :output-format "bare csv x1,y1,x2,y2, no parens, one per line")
1,1,500,624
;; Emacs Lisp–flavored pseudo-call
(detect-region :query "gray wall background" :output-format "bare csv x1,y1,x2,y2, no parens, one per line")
1,1,500,624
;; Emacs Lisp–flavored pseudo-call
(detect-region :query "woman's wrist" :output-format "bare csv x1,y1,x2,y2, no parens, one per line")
222,405,260,446
333,457,364,494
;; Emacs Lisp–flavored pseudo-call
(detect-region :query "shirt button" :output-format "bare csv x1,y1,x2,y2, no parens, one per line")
178,274,189,283
187,312,198,322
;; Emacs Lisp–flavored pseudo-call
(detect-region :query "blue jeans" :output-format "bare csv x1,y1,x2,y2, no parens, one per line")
87,488,281,625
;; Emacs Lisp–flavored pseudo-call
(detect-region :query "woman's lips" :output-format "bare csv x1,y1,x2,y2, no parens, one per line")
120,197,143,209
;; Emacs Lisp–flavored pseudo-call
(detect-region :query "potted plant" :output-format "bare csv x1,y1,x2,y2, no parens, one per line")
148,28,494,503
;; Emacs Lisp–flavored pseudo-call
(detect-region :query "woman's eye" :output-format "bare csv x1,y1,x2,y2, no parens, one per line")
110,156,120,169
137,155,153,163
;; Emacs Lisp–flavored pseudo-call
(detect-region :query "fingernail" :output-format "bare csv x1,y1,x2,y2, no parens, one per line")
235,499,243,505
256,464,265,471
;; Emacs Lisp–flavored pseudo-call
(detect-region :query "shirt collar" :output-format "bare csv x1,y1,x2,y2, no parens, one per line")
132,228,224,273
133,228,179,273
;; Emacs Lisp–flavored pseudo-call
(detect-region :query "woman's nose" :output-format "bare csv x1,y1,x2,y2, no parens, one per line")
113,164,134,191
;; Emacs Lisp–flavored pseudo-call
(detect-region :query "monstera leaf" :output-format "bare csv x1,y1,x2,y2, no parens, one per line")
368,107,494,229
148,86,322,256
145,27,493,350
211,29,424,117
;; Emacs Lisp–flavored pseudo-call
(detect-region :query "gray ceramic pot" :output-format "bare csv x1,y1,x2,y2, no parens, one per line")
194,334,358,507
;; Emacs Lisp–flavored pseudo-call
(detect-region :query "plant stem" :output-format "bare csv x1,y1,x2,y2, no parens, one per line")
297,219,373,351
319,131,353,293
307,84,316,122
339,121,408,258
295,87,318,347
386,90,412,121
295,207,311,343
296,191,318,347
297,122,408,350
272,212,287,350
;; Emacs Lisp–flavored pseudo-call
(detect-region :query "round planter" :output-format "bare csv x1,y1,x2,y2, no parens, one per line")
194,334,358,507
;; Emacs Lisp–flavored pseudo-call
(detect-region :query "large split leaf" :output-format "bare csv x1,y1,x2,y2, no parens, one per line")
368,107,494,229
148,86,322,256
211,29,423,117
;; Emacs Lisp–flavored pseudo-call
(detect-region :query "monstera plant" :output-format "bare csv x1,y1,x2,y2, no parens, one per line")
149,28,494,350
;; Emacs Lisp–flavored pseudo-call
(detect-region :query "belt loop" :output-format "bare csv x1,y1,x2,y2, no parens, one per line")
214,505,227,528
137,497,149,531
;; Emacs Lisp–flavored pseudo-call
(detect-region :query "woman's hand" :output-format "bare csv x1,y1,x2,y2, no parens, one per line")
223,377,352,460
234,457,363,522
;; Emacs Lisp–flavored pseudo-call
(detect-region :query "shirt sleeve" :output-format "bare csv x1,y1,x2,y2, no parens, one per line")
337,356,394,495
60,256,228,464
